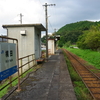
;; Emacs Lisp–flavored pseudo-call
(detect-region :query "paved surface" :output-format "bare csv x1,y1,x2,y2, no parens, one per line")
6,49,77,100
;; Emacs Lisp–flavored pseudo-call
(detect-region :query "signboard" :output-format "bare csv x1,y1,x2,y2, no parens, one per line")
0,43,17,81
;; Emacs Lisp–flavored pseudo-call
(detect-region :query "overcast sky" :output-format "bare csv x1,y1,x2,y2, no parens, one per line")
0,0,100,36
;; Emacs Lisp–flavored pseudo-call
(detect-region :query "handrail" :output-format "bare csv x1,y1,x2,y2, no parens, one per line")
0,53,35,91
18,54,35,60
0,54,35,91
0,36,36,99
0,36,20,91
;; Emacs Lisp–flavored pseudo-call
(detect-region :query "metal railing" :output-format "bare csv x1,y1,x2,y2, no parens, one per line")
0,36,36,99
0,54,36,98
18,54,35,77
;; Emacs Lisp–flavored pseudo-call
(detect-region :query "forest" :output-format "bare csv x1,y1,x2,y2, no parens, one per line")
56,20,100,50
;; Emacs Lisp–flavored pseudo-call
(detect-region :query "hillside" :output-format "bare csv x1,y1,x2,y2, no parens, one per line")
56,21,100,47
57,21,100,34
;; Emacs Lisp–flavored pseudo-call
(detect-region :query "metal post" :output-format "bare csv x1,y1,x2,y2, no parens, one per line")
32,54,34,65
16,40,21,92
28,56,30,68
9,76,12,87
20,59,23,78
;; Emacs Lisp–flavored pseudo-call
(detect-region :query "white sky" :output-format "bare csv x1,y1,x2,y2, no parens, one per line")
0,0,100,36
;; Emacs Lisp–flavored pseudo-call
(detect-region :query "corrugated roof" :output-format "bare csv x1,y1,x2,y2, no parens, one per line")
2,24,46,31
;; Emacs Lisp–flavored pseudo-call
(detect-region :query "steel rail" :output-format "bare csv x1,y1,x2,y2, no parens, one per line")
65,49,100,80
63,49,100,100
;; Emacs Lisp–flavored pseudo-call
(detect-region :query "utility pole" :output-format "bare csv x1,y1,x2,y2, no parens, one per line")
43,3,56,59
19,13,23,24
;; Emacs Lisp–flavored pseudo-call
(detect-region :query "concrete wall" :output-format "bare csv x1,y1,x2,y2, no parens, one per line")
7,27,35,58
48,39,55,55
34,28,41,59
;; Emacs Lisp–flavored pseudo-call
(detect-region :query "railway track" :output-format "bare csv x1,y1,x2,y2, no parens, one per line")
63,49,100,100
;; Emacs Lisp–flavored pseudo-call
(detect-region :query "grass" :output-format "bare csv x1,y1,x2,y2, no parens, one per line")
66,47,100,69
0,81,10,98
0,65,41,98
63,51,92,100
90,69,100,73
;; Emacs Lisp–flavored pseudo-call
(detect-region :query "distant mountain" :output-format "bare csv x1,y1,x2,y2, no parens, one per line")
57,21,100,35
56,21,100,47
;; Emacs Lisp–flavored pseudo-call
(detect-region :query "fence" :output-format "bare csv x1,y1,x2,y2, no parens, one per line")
0,36,36,99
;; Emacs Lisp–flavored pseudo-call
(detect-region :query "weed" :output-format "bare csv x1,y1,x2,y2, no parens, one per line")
90,69,100,73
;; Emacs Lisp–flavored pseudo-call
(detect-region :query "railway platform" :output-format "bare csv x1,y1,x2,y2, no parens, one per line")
6,49,77,100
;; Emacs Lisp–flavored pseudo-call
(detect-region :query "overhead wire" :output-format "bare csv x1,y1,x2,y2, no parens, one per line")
36,0,45,25
37,0,56,35
48,19,54,34
37,0,46,37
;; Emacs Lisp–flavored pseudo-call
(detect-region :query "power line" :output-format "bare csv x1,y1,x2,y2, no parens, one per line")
37,0,45,12
48,19,54,33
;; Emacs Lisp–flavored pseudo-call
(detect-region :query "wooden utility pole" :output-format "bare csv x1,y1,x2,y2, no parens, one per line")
43,3,56,59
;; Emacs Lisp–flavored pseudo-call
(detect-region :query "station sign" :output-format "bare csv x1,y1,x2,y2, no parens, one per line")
0,43,17,80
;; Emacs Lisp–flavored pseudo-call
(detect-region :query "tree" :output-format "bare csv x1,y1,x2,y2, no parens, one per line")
41,35,46,44
77,24,100,50
64,41,71,48
84,29,100,50
77,33,88,49
58,36,65,47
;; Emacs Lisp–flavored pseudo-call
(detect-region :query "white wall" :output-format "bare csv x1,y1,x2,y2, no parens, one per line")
34,28,41,59
48,39,55,54
7,27,35,58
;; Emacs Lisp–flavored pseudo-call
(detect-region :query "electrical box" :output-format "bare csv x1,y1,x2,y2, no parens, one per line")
0,43,17,81
20,30,26,36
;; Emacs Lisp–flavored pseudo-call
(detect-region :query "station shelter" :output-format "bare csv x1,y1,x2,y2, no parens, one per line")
2,24,46,73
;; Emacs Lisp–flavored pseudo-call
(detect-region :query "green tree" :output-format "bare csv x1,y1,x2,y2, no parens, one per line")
64,41,71,48
84,27,100,50
58,36,65,47
77,33,88,49
77,24,100,50
41,35,46,44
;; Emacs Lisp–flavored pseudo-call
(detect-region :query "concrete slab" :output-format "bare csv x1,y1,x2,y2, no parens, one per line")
5,49,77,100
